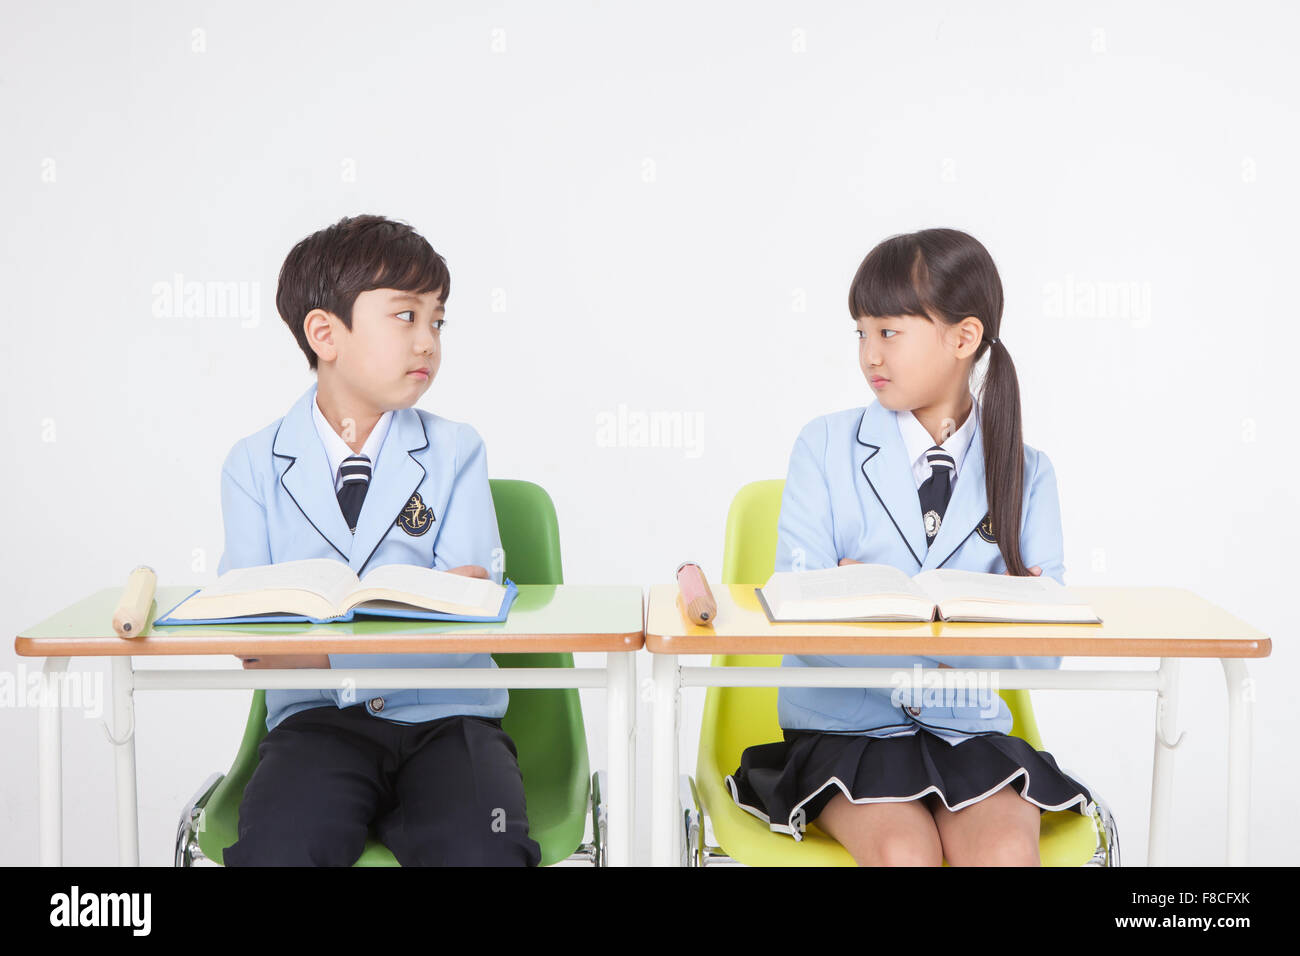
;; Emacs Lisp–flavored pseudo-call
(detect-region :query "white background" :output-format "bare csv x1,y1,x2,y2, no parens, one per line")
2,0,1296,866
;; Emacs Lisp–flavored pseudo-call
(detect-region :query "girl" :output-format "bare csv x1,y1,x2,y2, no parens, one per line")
726,228,1095,866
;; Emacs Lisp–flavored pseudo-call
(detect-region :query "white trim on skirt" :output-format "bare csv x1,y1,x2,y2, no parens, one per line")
724,766,1098,842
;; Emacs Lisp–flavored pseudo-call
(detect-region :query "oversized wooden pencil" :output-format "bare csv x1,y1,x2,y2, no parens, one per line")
675,561,717,626
112,565,157,638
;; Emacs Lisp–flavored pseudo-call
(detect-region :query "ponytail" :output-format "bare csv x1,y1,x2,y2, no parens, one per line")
979,337,1029,575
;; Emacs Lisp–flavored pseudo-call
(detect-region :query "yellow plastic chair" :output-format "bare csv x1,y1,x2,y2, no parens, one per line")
683,479,1119,866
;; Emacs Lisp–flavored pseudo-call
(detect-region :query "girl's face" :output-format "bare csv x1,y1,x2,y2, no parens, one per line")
854,312,978,411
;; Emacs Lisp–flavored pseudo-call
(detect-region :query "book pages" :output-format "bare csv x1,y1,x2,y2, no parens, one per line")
357,563,502,613
203,558,361,609
912,568,1069,606
771,563,923,603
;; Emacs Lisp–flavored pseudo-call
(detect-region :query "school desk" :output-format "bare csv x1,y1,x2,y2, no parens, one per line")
14,584,644,867
644,584,1271,867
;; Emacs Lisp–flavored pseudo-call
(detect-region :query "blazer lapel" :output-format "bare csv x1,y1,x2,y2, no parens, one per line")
273,385,355,562
348,404,430,575
856,402,928,570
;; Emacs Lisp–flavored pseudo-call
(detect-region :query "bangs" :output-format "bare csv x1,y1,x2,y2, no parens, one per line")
360,234,450,302
848,235,935,321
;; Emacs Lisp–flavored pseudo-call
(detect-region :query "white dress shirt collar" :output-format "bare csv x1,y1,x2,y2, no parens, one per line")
897,396,980,490
311,393,393,492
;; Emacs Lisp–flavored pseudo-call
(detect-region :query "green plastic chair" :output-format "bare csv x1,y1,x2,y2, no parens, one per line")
175,479,604,867
682,480,1118,866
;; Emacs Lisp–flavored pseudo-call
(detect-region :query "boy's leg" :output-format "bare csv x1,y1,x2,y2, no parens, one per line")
377,715,541,867
224,705,393,867
813,791,944,866
928,784,1042,866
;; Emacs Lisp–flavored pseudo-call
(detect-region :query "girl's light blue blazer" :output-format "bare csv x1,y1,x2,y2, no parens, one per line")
217,383,507,732
775,400,1067,737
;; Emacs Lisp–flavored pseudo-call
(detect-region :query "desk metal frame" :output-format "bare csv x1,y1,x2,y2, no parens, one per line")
36,656,638,866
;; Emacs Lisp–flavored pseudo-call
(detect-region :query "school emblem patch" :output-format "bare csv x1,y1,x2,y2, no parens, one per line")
396,492,436,536
976,511,997,543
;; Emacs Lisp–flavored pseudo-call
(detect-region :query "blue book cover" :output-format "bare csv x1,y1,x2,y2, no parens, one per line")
153,578,518,627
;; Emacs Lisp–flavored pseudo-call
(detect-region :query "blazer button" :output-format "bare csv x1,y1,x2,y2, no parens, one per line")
369,697,385,712
906,705,922,717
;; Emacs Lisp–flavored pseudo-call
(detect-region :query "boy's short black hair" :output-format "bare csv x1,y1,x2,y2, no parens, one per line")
277,214,450,371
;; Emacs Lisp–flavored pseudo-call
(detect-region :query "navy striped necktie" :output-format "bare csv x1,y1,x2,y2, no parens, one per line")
918,445,955,546
336,454,372,533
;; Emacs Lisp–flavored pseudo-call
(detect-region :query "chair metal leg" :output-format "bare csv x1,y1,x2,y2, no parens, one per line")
1081,793,1121,867
682,775,738,866
563,770,609,866
589,769,608,866
174,773,223,867
679,775,703,867
1092,794,1121,867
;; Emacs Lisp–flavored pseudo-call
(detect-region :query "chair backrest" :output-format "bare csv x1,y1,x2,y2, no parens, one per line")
486,480,589,804
699,479,1043,786
700,482,786,778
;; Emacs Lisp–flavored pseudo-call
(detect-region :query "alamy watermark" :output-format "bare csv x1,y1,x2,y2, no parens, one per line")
595,404,703,459
1,664,103,719
1042,275,1151,326
890,664,1002,718
151,272,260,327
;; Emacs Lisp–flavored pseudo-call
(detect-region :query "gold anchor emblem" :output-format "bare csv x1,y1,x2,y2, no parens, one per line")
396,491,435,536
976,511,997,543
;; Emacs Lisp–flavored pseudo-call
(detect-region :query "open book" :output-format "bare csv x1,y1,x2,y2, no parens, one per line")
756,564,1101,624
154,558,518,626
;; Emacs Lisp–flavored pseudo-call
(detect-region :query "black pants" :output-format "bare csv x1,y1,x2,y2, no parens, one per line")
223,704,542,866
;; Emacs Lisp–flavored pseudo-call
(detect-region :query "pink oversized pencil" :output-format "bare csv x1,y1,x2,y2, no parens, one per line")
675,561,717,626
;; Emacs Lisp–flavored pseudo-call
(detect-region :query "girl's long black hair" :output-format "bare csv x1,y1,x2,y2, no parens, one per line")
848,228,1031,575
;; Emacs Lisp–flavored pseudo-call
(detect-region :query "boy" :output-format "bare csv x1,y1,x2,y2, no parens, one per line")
217,214,540,866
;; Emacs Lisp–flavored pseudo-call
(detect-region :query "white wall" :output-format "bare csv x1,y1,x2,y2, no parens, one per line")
2,0,1295,866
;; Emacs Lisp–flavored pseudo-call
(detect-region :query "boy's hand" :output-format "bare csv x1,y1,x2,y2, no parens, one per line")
1004,566,1042,576
447,564,489,578
838,558,862,566
238,654,331,669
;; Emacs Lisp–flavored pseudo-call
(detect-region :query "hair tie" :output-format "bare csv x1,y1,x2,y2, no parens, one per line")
988,337,1000,346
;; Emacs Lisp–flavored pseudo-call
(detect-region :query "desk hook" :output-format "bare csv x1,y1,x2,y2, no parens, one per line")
1156,726,1186,749
1154,696,1185,750
102,711,135,746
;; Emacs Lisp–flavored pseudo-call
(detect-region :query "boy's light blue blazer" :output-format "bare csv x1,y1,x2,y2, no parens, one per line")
775,400,1066,737
218,383,507,732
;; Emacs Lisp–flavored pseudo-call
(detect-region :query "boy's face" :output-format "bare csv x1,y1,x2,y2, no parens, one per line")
854,312,980,412
314,287,445,411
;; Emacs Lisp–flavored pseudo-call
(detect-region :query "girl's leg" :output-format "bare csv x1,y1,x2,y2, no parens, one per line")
929,784,1042,866
813,791,943,866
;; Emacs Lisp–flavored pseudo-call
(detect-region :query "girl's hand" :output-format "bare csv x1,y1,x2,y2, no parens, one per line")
239,654,331,669
1004,566,1042,576
838,558,863,566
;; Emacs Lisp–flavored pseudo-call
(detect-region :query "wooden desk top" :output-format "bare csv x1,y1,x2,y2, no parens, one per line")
14,585,645,657
644,584,1272,658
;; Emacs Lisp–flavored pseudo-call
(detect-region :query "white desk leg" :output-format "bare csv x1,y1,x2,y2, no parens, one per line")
605,652,636,867
651,653,680,867
1147,657,1181,866
111,656,139,866
38,657,69,866
1222,659,1253,866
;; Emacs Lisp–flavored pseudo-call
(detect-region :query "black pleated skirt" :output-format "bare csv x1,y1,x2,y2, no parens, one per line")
726,727,1095,841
